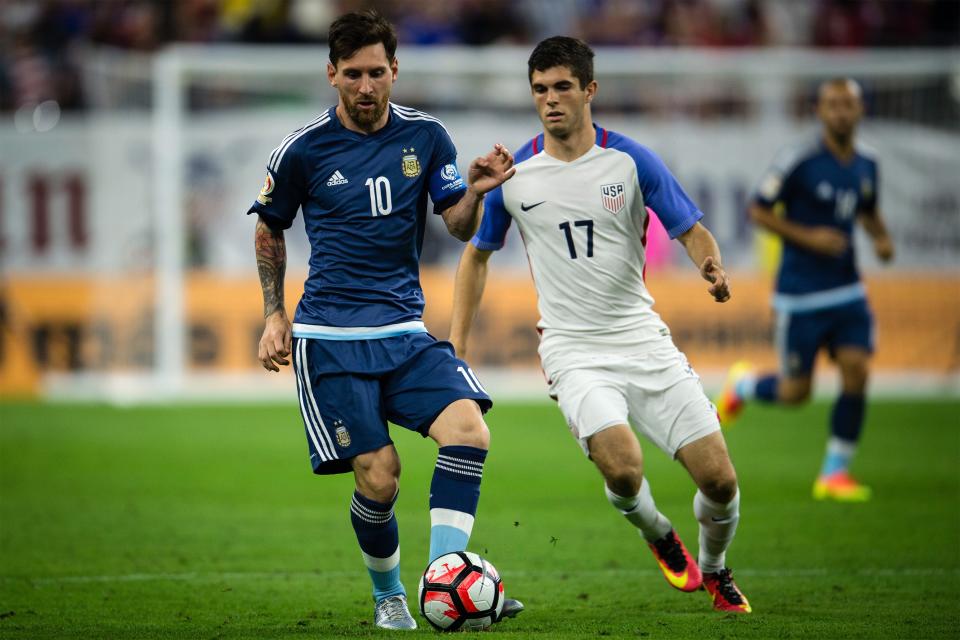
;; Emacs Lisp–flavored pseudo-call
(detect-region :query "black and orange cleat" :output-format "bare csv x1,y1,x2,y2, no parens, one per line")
648,529,702,592
702,568,752,613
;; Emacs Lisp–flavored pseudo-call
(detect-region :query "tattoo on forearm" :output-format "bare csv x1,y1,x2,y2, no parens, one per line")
255,218,286,317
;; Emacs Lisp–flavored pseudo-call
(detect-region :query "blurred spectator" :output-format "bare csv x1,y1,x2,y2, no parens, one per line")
0,0,957,114
455,0,529,45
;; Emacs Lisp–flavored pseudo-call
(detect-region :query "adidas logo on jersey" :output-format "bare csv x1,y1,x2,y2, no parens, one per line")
326,170,348,186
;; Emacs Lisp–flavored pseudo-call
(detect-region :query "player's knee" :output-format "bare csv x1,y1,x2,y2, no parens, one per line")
603,466,643,497
455,418,490,450
430,400,490,449
359,464,400,503
842,364,869,393
700,472,738,504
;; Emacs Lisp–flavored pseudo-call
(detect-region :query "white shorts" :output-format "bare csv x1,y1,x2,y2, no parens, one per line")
547,346,720,459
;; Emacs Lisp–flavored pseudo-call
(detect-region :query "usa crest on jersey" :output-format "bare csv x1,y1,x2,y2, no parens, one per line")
600,182,625,214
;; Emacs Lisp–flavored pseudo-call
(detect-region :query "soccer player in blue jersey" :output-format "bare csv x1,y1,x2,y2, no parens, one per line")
249,10,523,630
717,78,895,502
450,37,750,614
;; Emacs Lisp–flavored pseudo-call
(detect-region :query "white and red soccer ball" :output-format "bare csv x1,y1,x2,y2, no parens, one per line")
418,551,504,631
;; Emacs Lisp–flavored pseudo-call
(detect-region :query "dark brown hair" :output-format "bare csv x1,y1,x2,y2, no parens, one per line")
528,36,595,89
328,10,398,66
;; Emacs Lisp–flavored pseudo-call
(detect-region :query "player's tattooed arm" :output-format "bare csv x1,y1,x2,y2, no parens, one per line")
677,222,731,303
441,143,516,241
255,216,287,318
255,216,292,371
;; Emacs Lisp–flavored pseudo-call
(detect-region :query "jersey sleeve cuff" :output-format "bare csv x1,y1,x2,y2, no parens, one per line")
471,236,503,251
432,189,467,215
247,204,293,231
666,210,703,239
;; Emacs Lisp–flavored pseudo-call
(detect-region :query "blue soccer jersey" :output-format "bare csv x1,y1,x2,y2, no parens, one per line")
754,138,879,311
248,103,467,334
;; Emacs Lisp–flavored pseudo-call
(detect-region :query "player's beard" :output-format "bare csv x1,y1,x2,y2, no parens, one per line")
346,94,388,130
826,124,854,147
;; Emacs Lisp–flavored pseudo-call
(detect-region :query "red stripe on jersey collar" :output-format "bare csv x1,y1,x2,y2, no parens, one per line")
533,129,605,152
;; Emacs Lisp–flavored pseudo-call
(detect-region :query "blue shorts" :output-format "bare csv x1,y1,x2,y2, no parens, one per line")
292,333,492,475
774,299,875,378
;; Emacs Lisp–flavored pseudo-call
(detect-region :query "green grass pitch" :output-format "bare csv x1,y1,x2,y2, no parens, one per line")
1,399,958,639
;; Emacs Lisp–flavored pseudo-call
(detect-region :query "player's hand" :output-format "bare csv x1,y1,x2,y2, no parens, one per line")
874,236,894,262
467,143,516,195
258,310,292,372
806,227,848,257
700,256,731,303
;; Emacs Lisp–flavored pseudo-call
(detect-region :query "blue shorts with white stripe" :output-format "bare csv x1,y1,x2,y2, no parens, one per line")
775,298,874,378
292,333,492,475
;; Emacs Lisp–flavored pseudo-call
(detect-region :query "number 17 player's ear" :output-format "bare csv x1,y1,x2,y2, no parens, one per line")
585,80,598,103
327,61,337,88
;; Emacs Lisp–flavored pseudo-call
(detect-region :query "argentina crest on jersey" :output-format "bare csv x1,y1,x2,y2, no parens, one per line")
401,147,421,178
600,182,625,214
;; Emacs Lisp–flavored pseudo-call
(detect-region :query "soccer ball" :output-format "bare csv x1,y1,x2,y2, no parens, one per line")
418,551,504,631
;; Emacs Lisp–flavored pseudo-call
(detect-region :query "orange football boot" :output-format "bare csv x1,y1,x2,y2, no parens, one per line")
703,568,752,613
715,360,753,428
813,470,872,502
648,529,702,592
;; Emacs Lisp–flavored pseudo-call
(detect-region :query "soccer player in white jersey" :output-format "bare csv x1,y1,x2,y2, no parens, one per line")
450,37,750,613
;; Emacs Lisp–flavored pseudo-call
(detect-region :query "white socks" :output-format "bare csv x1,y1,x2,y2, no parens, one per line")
693,489,740,574
605,478,673,543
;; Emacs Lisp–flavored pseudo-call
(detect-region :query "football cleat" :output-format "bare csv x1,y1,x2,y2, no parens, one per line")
813,471,872,502
715,360,754,428
648,529,702,592
702,568,752,613
374,594,417,630
497,597,525,622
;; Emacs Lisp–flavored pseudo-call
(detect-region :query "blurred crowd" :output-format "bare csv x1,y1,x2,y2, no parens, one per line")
1,0,959,112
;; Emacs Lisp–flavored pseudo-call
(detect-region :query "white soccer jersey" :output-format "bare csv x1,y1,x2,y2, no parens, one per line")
473,126,703,370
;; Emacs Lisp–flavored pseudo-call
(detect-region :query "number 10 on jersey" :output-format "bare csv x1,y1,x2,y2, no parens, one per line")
365,177,393,216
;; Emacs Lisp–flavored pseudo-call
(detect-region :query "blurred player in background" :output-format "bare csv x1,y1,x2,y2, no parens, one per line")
249,10,522,630
717,78,894,502
450,37,751,614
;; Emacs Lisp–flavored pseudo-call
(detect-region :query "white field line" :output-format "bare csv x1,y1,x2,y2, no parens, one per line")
4,567,957,586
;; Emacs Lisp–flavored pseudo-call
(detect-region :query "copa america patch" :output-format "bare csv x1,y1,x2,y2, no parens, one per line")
257,173,274,205
600,182,625,214
441,164,459,181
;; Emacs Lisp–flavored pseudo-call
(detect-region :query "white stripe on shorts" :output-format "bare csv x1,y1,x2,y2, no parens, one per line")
774,310,791,377
296,339,338,461
294,340,330,461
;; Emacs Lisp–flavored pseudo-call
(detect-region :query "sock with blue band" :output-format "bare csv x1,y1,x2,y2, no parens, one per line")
821,393,866,476
429,445,487,562
350,490,405,601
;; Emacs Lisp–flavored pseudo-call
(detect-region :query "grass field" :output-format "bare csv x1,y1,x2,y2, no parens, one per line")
1,398,958,639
